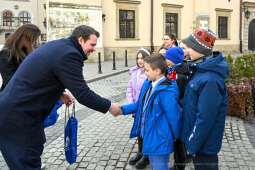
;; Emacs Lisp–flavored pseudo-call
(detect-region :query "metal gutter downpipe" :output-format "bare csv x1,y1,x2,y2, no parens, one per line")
150,0,154,52
240,0,243,53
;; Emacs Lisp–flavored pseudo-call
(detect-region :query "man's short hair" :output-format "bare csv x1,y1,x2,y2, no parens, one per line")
144,53,167,74
72,25,100,42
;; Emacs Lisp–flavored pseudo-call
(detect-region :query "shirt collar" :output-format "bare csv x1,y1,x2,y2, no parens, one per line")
152,76,165,89
69,36,88,61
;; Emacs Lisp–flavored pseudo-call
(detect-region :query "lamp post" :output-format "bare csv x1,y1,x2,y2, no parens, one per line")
245,8,250,20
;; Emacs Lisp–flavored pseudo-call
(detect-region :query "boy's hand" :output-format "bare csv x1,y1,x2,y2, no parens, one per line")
109,103,123,117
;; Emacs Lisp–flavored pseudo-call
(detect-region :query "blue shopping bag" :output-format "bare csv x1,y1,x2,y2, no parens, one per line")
44,100,63,128
64,101,78,164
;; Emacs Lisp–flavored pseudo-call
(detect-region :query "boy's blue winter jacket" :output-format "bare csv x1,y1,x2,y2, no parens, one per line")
121,77,181,156
180,51,229,155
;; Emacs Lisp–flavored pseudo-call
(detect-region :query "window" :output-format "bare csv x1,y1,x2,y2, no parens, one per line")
119,10,135,38
19,12,31,25
165,13,178,38
41,34,47,41
218,16,228,39
5,33,11,40
3,11,14,26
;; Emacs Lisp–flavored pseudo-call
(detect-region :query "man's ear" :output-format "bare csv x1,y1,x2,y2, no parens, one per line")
78,37,83,45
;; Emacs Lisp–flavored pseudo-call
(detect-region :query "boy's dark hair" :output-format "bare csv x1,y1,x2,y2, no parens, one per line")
72,25,100,42
158,46,168,52
144,53,167,74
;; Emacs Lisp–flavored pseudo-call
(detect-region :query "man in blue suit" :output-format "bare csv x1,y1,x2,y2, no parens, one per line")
0,25,122,170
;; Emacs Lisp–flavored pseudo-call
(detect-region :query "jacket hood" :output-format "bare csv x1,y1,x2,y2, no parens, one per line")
146,78,179,99
197,51,229,79
69,36,88,61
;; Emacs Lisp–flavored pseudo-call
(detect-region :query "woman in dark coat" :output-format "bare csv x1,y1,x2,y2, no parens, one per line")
0,24,41,91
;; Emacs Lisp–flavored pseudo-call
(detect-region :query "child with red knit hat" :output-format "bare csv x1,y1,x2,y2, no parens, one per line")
180,28,229,170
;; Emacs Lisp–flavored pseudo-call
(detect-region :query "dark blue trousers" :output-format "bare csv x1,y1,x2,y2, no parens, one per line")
0,138,43,170
193,152,218,170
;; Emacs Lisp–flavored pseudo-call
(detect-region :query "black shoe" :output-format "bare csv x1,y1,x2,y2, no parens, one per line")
135,156,149,169
129,153,143,165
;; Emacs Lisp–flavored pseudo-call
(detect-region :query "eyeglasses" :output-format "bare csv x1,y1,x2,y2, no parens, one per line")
163,38,170,41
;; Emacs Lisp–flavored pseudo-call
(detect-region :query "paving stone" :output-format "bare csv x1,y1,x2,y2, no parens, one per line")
1,71,255,170
78,162,88,168
108,160,117,166
85,163,96,169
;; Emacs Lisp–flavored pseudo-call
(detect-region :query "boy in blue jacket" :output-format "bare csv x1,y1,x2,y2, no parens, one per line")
181,28,229,170
121,54,182,170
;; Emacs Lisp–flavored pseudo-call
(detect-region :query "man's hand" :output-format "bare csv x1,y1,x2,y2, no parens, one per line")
60,92,74,106
109,103,122,117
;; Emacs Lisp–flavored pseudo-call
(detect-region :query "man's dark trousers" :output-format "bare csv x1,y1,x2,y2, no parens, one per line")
193,152,218,170
0,138,43,170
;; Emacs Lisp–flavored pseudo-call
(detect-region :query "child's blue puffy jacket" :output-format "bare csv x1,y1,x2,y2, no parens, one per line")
180,52,229,155
121,78,181,156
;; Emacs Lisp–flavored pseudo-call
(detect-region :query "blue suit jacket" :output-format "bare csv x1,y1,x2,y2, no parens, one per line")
0,36,111,146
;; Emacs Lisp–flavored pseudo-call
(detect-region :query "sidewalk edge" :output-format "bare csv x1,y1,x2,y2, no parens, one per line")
86,69,129,83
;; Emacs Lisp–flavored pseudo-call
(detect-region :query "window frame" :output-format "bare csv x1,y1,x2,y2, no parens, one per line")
162,4,182,40
119,9,135,39
3,10,14,26
165,12,178,39
215,9,232,40
115,2,140,40
19,11,31,25
218,16,228,39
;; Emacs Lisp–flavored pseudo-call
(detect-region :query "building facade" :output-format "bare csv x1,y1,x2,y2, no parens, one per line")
1,0,255,61
102,0,241,60
46,0,104,61
0,0,47,45
242,0,255,52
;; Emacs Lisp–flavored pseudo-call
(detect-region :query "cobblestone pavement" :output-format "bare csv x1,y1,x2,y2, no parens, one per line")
244,119,255,149
0,72,255,170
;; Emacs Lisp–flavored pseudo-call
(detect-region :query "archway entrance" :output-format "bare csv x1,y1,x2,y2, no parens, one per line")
248,19,255,51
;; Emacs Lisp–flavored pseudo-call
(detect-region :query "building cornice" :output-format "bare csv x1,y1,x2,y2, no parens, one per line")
243,2,255,8
49,2,102,10
113,0,141,4
215,8,233,12
161,3,184,8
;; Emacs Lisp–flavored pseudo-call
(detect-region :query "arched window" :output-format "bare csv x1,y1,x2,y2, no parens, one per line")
19,12,31,25
3,11,14,26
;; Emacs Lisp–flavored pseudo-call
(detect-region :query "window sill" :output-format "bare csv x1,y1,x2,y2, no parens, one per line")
115,38,140,41
217,38,231,40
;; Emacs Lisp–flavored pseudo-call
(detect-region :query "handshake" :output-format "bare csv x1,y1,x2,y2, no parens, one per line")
109,103,123,117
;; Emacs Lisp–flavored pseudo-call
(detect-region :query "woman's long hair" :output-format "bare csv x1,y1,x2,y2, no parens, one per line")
3,24,41,64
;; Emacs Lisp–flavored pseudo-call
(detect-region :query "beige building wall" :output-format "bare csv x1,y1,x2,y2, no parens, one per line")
48,0,104,62
0,0,47,45
102,0,151,60
102,0,241,60
2,0,254,60
50,0,101,6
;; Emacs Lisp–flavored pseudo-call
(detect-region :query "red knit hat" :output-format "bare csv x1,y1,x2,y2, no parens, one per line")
182,28,216,56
